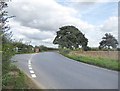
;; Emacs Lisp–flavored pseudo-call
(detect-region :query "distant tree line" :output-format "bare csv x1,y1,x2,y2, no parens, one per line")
35,45,58,52
11,41,58,54
53,25,119,51
12,40,34,54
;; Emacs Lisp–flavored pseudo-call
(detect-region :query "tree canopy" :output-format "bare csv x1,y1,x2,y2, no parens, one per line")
53,25,88,50
99,33,118,49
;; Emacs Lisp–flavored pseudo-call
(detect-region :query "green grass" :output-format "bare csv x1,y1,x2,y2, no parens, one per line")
61,53,120,71
2,64,28,89
2,64,41,89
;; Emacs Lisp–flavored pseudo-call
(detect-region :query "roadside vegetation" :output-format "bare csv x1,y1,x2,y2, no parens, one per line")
60,49,120,71
0,1,40,90
53,26,119,71
2,64,41,89
35,45,58,52
13,40,35,54
2,64,27,89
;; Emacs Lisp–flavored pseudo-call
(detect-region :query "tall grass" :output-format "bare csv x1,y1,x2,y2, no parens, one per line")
60,51,120,71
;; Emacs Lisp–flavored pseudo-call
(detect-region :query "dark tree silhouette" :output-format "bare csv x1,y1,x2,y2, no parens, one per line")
53,25,88,50
99,33,118,50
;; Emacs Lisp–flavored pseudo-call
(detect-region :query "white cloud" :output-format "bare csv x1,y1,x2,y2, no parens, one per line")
101,17,118,31
86,16,118,47
7,0,118,48
59,0,119,2
8,0,78,31
100,16,118,38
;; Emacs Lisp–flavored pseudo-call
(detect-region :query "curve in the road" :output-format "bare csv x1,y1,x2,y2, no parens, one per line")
12,52,118,89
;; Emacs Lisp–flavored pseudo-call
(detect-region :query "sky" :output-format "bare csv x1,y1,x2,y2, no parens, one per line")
7,0,118,48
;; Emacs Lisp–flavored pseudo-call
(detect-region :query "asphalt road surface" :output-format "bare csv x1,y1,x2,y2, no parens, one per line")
12,52,118,89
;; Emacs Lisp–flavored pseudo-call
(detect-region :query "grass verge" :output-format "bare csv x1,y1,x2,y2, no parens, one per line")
2,64,41,90
2,64,27,89
61,52,120,71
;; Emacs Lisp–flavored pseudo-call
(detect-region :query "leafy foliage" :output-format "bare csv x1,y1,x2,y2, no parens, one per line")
99,33,118,49
53,25,88,50
12,40,34,54
0,1,15,74
39,45,48,51
61,52,120,71
35,45,58,52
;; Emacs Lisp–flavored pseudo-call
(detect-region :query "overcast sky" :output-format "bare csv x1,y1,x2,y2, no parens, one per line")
7,0,118,48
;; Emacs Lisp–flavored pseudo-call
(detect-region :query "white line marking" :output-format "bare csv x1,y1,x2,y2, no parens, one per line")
28,60,30,63
30,70,34,74
28,64,31,67
28,62,31,65
29,67,32,70
28,54,37,78
31,74,36,78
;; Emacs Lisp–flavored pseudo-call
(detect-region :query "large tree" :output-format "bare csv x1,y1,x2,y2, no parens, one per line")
53,25,88,50
99,33,118,49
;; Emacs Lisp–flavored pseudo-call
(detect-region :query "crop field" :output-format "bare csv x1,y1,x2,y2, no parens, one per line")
70,51,119,61
60,50,120,71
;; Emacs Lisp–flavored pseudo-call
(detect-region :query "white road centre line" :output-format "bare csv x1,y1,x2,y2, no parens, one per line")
28,62,31,64
30,70,34,74
28,54,37,78
28,62,31,65
29,67,32,70
28,60,31,62
31,74,36,78
28,64,31,67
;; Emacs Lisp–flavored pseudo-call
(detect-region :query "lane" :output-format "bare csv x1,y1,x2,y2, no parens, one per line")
12,54,33,76
12,52,118,89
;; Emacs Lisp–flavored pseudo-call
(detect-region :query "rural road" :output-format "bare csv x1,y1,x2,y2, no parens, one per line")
12,52,118,89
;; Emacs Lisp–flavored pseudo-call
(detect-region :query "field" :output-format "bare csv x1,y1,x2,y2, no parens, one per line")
60,50,120,71
70,51,119,60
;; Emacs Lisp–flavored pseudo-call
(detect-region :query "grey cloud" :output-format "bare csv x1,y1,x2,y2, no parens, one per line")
8,0,77,32
8,0,118,47
24,31,54,40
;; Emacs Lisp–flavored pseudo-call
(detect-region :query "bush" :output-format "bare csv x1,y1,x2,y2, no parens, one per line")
59,48,71,55
117,48,120,51
39,45,48,51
